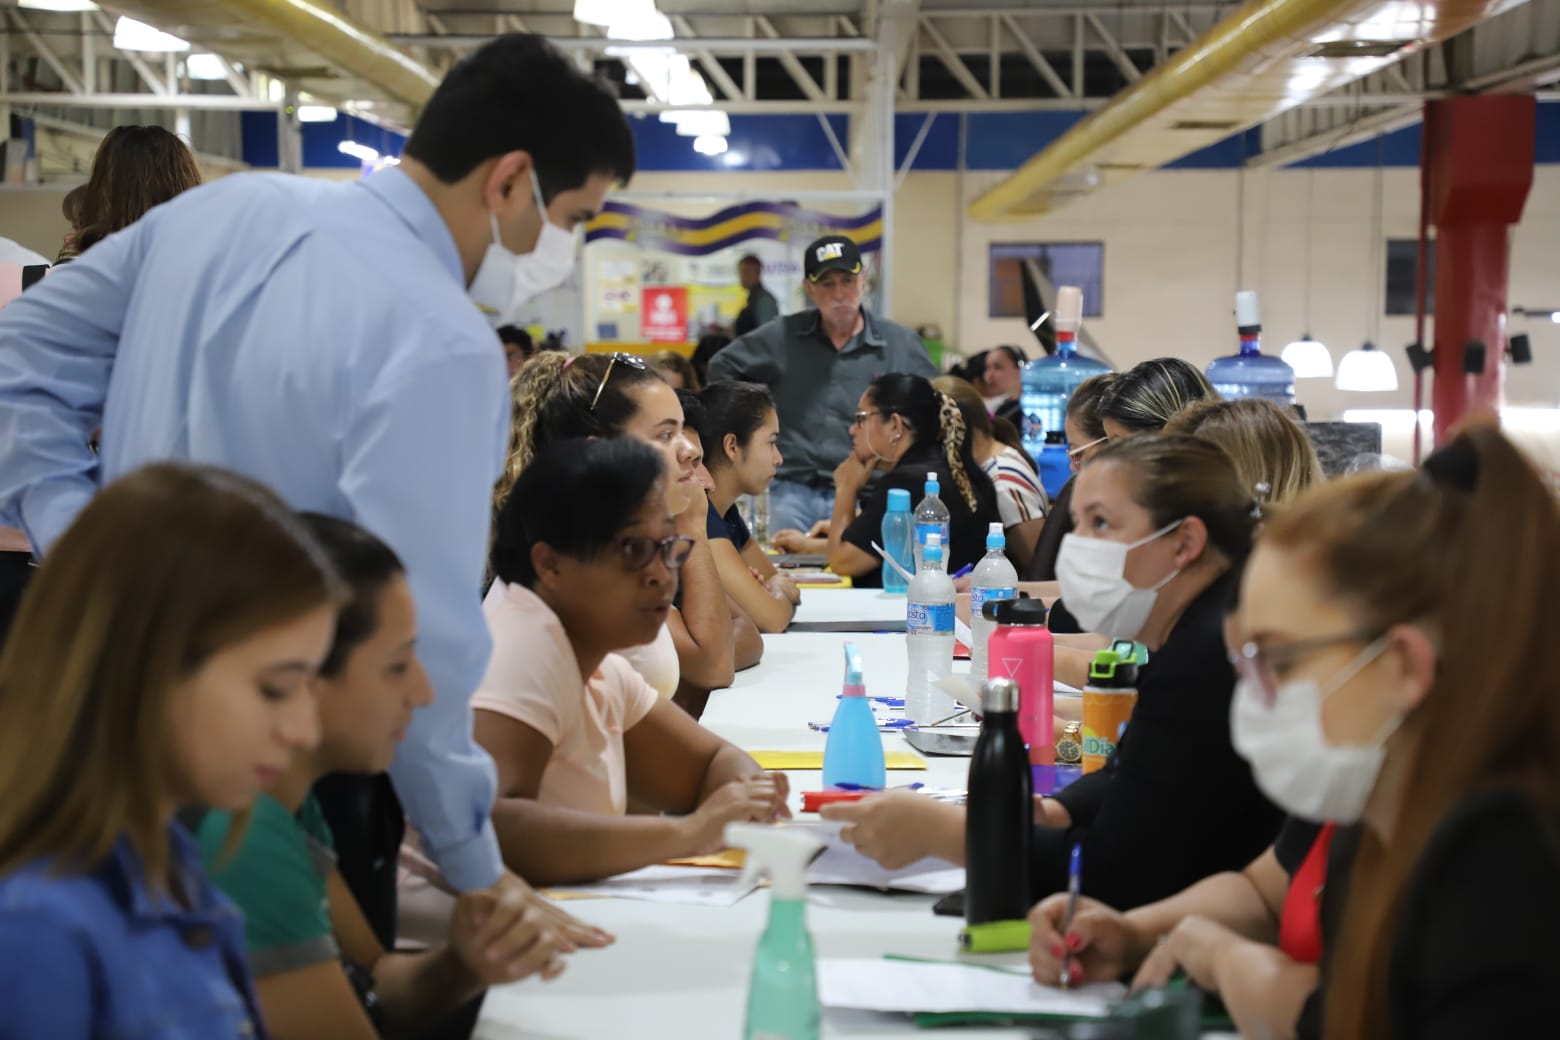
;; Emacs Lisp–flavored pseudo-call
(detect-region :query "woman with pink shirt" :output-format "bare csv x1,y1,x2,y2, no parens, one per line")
475,437,790,886
498,351,763,712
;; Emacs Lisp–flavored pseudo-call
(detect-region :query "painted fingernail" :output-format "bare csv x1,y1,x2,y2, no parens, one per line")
1067,934,1083,951
1070,966,1083,984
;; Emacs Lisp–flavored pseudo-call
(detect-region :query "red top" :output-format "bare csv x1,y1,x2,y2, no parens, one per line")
1278,822,1336,965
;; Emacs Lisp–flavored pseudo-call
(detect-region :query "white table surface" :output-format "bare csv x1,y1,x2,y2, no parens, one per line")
474,591,1225,1039
789,587,909,628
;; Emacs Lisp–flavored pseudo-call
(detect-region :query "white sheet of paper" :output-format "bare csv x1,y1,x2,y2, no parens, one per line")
817,957,1125,1016
786,820,966,894
547,865,758,906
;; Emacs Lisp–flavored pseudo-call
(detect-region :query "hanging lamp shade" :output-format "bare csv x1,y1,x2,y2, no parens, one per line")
1336,341,1399,392
1281,335,1334,378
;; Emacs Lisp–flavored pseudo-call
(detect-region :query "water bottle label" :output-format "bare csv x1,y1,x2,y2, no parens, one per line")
970,587,1018,616
907,601,955,635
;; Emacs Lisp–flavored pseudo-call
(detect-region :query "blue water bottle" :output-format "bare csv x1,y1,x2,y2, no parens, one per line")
822,642,886,789
880,488,913,594
1205,291,1296,407
1038,431,1071,501
1020,285,1110,463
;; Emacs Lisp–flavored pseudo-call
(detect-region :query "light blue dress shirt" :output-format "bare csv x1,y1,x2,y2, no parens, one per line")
0,168,508,889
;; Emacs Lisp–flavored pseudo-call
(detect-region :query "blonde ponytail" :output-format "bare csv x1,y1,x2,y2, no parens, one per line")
937,391,979,512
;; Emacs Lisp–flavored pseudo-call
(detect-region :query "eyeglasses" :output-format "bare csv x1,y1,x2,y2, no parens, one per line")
612,534,695,572
590,352,648,413
851,410,886,428
1067,436,1108,460
1229,628,1382,706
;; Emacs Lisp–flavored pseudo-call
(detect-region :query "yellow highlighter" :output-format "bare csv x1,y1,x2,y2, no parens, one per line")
958,918,1032,954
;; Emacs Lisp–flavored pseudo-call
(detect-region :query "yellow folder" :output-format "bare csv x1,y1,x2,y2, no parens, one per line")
747,750,927,771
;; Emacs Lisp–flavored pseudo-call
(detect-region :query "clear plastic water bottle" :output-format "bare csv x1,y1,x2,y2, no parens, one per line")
1020,285,1110,463
879,488,913,594
912,473,950,571
969,523,1018,686
753,488,770,547
906,533,957,726
1038,431,1071,502
1205,290,1296,407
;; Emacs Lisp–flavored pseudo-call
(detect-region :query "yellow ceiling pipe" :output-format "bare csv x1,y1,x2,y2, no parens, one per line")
968,0,1517,221
109,0,438,108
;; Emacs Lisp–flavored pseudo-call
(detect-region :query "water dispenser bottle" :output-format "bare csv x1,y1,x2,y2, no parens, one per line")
1205,291,1296,407
1020,285,1110,463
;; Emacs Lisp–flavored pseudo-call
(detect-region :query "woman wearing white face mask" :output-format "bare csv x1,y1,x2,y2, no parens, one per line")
1031,426,1560,1040
827,435,1281,909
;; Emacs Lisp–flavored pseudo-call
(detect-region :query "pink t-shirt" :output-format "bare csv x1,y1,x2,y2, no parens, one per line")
471,581,660,816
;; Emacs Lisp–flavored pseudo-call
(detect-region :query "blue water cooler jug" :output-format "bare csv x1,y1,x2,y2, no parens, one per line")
1205,291,1296,407
1019,286,1110,464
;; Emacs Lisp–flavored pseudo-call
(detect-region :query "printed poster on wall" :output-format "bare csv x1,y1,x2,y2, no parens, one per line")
641,286,688,343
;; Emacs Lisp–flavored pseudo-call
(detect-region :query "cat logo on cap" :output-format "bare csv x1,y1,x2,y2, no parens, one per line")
815,242,844,263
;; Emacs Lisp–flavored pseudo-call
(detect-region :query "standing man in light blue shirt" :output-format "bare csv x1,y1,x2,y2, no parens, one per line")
0,34,632,967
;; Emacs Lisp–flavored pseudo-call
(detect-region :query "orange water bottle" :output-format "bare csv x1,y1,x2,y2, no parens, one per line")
1081,650,1138,774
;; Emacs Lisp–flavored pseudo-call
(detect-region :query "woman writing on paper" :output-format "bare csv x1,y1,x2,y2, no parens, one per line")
1031,425,1560,1039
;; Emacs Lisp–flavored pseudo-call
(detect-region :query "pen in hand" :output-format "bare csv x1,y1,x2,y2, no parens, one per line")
1059,844,1082,989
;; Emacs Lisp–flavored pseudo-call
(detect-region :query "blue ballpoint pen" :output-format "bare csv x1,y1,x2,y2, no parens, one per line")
950,562,975,579
1060,845,1082,990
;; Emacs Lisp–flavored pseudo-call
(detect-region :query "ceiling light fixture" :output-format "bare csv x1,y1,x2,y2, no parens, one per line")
18,1,100,12
185,53,227,80
337,140,379,163
574,0,654,28
113,15,190,53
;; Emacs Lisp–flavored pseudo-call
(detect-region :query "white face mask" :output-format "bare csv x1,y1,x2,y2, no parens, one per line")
1055,519,1183,638
1231,637,1398,822
468,169,577,327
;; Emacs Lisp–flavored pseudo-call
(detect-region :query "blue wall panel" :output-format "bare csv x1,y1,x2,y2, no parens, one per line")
627,112,850,171
239,111,404,169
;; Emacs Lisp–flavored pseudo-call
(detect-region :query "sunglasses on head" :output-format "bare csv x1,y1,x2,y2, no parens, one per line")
590,352,649,413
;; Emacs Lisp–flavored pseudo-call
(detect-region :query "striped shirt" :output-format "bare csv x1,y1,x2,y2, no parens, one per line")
983,444,1047,526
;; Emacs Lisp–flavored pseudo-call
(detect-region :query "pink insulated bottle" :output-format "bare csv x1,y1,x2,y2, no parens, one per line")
984,598,1055,765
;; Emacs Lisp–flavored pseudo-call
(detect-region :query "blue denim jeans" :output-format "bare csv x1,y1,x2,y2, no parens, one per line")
768,479,836,535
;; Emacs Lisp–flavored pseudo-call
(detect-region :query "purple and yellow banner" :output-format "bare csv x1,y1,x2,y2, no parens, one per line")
585,201,883,257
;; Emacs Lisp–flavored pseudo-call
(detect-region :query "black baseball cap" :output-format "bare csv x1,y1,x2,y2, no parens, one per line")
804,234,863,282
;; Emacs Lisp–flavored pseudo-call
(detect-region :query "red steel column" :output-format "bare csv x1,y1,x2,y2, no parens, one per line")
1423,95,1536,446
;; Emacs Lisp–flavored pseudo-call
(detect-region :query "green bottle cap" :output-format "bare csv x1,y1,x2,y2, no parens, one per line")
1088,650,1138,687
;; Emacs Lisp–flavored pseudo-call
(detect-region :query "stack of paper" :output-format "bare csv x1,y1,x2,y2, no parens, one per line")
786,820,965,894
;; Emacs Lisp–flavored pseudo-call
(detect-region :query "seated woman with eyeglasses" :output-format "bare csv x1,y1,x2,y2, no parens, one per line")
500,351,760,705
475,437,789,886
826,373,1002,585
1030,425,1560,1040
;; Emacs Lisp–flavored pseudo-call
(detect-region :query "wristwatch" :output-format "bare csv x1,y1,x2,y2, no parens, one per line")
1055,721,1083,764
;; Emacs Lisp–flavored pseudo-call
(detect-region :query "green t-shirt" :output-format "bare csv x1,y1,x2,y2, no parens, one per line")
196,792,339,977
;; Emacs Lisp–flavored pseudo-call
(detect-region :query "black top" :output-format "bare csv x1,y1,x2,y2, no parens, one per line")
1274,817,1324,876
1030,571,1283,909
842,442,1000,589
733,284,779,337
705,500,751,550
1047,598,1082,635
1296,786,1560,1040
1023,475,1075,582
